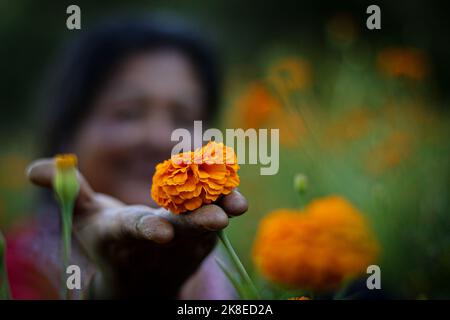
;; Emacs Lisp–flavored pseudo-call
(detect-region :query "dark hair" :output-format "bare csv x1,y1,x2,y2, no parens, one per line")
41,15,220,157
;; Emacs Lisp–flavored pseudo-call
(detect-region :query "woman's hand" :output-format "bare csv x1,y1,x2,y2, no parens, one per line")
26,158,248,298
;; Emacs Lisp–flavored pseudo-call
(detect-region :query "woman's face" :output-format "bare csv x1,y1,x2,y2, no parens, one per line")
73,48,206,206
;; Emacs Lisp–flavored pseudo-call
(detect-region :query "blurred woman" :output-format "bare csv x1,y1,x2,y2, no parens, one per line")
6,16,247,299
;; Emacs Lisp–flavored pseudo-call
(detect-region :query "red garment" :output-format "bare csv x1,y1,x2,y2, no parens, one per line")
5,221,59,300
4,218,234,299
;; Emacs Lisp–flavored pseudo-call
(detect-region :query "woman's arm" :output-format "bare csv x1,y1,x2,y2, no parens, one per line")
26,159,247,299
179,251,237,299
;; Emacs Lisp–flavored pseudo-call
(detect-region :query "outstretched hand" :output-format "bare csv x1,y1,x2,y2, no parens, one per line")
26,158,248,298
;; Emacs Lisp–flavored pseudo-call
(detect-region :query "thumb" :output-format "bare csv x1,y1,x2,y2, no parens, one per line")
26,158,97,213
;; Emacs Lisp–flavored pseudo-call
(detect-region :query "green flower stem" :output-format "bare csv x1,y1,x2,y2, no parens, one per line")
0,231,11,300
60,201,74,300
215,258,247,299
218,230,260,299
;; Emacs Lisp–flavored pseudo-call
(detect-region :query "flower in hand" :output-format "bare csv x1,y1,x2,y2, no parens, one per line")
151,141,240,214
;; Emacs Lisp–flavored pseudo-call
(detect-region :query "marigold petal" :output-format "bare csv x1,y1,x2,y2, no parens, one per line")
150,142,240,214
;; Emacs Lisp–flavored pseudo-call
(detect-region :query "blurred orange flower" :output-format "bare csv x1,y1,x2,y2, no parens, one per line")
326,12,358,45
324,107,372,150
268,57,312,93
151,141,240,214
377,47,429,80
231,82,306,148
234,82,283,129
366,131,413,175
252,196,379,292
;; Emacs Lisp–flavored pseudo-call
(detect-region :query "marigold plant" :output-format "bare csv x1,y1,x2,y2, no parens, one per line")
53,153,80,300
151,141,240,214
252,196,379,292
377,47,428,80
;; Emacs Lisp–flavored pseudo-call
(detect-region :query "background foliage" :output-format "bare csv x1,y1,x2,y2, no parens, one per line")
1,0,449,298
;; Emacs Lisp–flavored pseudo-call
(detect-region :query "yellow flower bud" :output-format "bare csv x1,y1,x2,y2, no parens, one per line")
53,154,80,205
293,173,308,195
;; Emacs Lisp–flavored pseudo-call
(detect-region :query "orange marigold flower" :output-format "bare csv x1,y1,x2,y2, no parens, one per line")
151,141,240,214
231,82,307,148
252,196,379,292
377,47,429,80
235,82,283,129
365,130,413,176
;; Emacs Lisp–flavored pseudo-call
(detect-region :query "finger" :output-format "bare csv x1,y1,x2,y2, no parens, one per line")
137,215,174,244
26,158,96,209
120,205,174,244
160,204,229,232
217,190,248,217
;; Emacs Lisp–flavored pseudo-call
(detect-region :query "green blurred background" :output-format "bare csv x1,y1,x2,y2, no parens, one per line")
1,0,449,298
